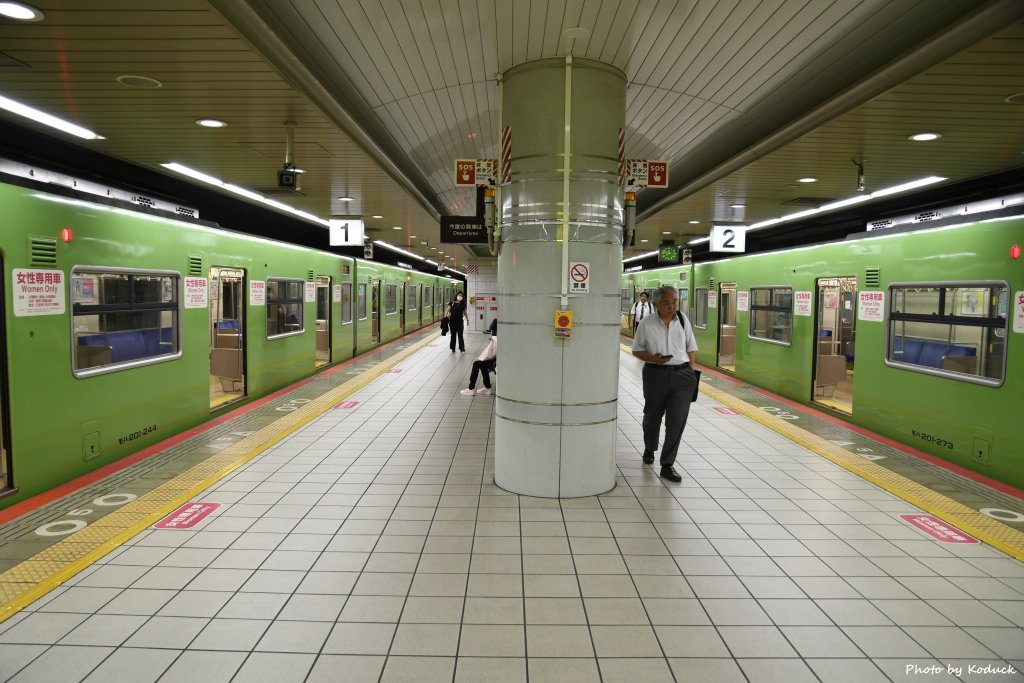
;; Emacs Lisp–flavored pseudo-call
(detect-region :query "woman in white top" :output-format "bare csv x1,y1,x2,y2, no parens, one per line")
632,292,653,333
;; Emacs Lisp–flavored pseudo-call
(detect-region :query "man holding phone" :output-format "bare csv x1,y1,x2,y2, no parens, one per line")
631,285,699,482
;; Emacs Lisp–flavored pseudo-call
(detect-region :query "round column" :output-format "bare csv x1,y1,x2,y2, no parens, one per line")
495,57,625,497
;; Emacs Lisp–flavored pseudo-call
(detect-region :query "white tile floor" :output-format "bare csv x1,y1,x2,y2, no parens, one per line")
1,334,1022,682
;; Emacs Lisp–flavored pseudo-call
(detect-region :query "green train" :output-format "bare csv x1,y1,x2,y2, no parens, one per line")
622,213,1023,490
0,173,459,509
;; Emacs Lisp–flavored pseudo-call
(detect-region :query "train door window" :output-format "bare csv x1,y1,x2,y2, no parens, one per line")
694,288,708,329
266,278,304,337
813,276,856,413
315,276,331,367
887,282,1007,386
385,284,398,315
209,267,246,409
423,286,433,319
357,283,367,320
718,283,737,372
341,282,353,324
72,268,180,376
397,283,406,332
371,280,380,344
749,287,792,344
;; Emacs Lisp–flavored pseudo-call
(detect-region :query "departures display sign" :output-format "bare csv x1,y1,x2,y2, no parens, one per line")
440,215,487,244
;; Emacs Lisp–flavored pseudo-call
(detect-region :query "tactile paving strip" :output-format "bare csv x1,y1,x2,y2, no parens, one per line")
696,373,1024,562
0,332,439,623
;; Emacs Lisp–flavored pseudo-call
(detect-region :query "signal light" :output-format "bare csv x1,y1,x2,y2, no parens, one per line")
61,227,72,243
1012,244,1021,260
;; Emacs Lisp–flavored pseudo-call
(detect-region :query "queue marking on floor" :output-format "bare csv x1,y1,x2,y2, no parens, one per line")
0,333,440,622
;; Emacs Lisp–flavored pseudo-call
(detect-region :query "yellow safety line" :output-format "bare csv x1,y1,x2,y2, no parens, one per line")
0,333,440,622
618,346,1023,562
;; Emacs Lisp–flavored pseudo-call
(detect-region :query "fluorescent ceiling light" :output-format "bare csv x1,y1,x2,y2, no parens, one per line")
688,237,710,245
373,240,425,262
195,118,226,128
337,196,353,201
688,220,699,224
870,176,946,198
778,207,820,221
908,132,941,141
161,162,329,227
371,214,383,219
0,94,104,140
818,194,872,211
729,203,745,209
798,177,817,183
623,250,657,263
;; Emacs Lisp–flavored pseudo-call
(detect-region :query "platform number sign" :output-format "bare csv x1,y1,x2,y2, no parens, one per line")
709,225,746,253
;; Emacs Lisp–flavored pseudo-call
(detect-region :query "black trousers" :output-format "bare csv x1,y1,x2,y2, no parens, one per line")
642,364,698,467
449,323,465,351
469,359,495,389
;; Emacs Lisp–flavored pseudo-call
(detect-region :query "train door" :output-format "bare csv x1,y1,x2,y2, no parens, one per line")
718,282,737,372
0,258,8,491
209,267,246,409
315,276,331,367
813,276,856,413
416,284,422,327
371,279,381,345
399,282,406,334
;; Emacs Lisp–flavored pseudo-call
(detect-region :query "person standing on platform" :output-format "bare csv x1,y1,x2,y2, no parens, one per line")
632,291,653,333
445,292,469,353
631,285,698,482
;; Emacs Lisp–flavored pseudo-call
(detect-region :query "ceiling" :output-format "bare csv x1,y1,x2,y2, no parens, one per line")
1,0,1022,269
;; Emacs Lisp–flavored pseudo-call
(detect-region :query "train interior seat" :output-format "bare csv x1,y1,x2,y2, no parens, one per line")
893,336,976,369
78,328,174,364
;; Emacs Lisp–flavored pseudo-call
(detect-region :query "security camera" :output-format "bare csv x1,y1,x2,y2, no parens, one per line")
277,169,299,190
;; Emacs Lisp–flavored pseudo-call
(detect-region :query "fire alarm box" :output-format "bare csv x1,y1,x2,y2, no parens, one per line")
554,309,573,339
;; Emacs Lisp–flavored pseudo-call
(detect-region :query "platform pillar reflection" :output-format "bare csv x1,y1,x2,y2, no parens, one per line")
494,57,624,497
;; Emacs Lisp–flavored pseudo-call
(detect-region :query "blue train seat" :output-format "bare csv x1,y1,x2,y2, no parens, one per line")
77,328,174,364
893,336,976,369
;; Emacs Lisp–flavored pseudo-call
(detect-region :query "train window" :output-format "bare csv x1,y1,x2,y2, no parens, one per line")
749,287,792,344
266,278,304,337
341,282,352,324
357,283,367,320
71,269,180,375
694,288,708,329
385,284,398,314
620,288,631,314
423,286,433,311
407,284,417,311
887,282,1007,385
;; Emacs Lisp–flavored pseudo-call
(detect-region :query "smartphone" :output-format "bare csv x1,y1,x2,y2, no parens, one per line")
660,354,673,360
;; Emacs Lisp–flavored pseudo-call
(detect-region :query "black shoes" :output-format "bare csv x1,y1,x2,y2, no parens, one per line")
660,466,682,482
642,450,655,465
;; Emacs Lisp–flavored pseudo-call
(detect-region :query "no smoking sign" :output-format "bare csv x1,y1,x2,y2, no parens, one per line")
569,261,590,294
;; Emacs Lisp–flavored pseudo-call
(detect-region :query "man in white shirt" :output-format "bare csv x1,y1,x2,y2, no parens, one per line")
631,285,699,482
631,292,653,333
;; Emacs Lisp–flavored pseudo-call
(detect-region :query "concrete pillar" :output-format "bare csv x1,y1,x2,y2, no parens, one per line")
494,57,625,497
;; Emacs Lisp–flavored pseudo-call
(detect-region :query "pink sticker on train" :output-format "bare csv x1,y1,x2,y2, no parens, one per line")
899,514,978,544
155,502,221,529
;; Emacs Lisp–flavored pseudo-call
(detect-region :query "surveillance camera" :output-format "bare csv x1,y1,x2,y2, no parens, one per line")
277,170,299,189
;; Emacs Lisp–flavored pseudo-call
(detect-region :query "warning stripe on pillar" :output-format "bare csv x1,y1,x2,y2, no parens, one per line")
502,125,512,185
618,128,625,187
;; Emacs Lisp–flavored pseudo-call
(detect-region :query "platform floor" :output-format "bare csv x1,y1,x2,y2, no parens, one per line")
0,330,1022,682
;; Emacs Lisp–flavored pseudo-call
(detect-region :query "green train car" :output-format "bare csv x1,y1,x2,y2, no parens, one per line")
0,174,457,509
622,214,1023,490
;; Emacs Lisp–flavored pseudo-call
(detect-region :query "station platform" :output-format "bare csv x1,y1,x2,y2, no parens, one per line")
0,329,1022,682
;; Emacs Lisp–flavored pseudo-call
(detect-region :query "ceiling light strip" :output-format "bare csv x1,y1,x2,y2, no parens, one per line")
0,94,104,140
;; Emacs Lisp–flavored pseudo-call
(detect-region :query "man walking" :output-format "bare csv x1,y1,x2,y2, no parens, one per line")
631,291,653,333
631,285,699,482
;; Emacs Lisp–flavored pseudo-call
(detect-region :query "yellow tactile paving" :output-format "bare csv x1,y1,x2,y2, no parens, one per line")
618,345,1024,560
0,333,440,623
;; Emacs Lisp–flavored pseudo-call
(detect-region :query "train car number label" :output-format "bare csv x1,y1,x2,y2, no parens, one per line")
119,424,157,445
1014,291,1024,333
911,430,953,449
155,502,221,529
899,514,978,544
13,268,65,316
858,291,884,322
